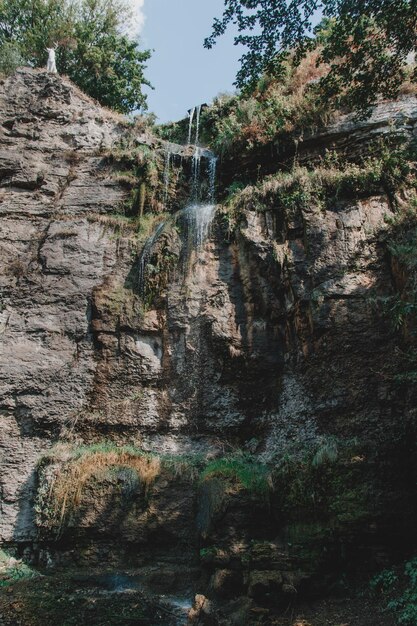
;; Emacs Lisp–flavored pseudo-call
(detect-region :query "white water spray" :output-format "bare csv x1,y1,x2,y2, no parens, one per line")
208,156,217,202
187,107,195,145
182,203,216,248
191,147,202,202
194,104,201,146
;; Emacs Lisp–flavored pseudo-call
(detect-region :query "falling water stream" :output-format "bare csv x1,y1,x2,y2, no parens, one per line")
183,154,217,248
187,107,195,145
138,105,217,296
208,155,217,202
194,104,201,145
191,146,202,202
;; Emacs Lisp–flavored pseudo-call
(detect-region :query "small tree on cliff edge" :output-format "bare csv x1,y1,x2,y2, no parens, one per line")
205,0,417,112
0,0,152,114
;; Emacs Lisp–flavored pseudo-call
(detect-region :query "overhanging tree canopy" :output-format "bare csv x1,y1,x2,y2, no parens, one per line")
205,0,417,110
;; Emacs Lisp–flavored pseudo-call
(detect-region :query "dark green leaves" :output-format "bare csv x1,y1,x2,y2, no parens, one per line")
205,0,417,112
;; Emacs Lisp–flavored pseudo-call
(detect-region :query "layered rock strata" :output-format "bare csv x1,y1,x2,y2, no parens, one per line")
0,69,416,622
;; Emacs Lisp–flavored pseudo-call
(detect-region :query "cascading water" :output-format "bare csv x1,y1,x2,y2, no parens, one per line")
190,105,203,201
178,152,217,270
187,107,195,145
137,104,217,295
194,104,201,146
184,152,217,246
180,202,216,250
188,104,201,146
191,147,202,202
208,155,217,203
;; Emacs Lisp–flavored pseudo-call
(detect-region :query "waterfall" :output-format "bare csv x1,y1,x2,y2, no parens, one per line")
137,103,217,296
187,107,195,145
188,154,216,249
181,203,216,248
178,153,217,260
191,152,216,205
138,221,166,296
191,147,202,203
208,156,217,202
188,104,201,146
194,104,201,146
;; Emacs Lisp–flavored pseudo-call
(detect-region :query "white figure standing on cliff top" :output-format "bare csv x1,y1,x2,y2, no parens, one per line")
46,46,57,73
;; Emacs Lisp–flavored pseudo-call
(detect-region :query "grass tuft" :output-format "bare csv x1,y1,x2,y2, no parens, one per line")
200,454,271,496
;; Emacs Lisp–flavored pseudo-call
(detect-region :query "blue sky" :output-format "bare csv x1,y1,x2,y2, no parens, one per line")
137,0,241,123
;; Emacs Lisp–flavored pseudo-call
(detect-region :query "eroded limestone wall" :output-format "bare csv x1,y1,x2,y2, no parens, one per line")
0,69,416,577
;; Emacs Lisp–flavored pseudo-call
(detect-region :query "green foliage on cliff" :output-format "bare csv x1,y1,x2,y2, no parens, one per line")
154,118,190,145
87,212,168,247
371,558,417,625
385,210,417,335
206,1,417,112
374,193,417,379
36,444,272,536
225,144,414,223
200,52,332,156
274,439,375,561
0,0,151,113
200,454,271,496
104,138,189,216
201,51,416,160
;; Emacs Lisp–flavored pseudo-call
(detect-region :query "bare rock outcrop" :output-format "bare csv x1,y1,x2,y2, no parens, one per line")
0,69,131,541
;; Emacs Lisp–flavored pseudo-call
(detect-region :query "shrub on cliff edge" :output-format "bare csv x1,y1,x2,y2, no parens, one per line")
0,0,152,113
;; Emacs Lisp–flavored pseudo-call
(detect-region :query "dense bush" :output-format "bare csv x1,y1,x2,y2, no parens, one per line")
224,143,415,223
371,558,417,625
0,41,22,76
200,454,271,496
0,0,151,113
0,550,38,587
200,52,332,157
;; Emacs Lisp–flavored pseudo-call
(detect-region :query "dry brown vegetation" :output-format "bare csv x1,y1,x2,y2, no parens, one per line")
399,64,417,96
199,50,335,155
40,444,160,528
87,211,167,242
200,49,417,158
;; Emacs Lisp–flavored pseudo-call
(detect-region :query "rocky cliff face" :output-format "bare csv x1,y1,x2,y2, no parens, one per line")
0,69,129,543
1,68,417,623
